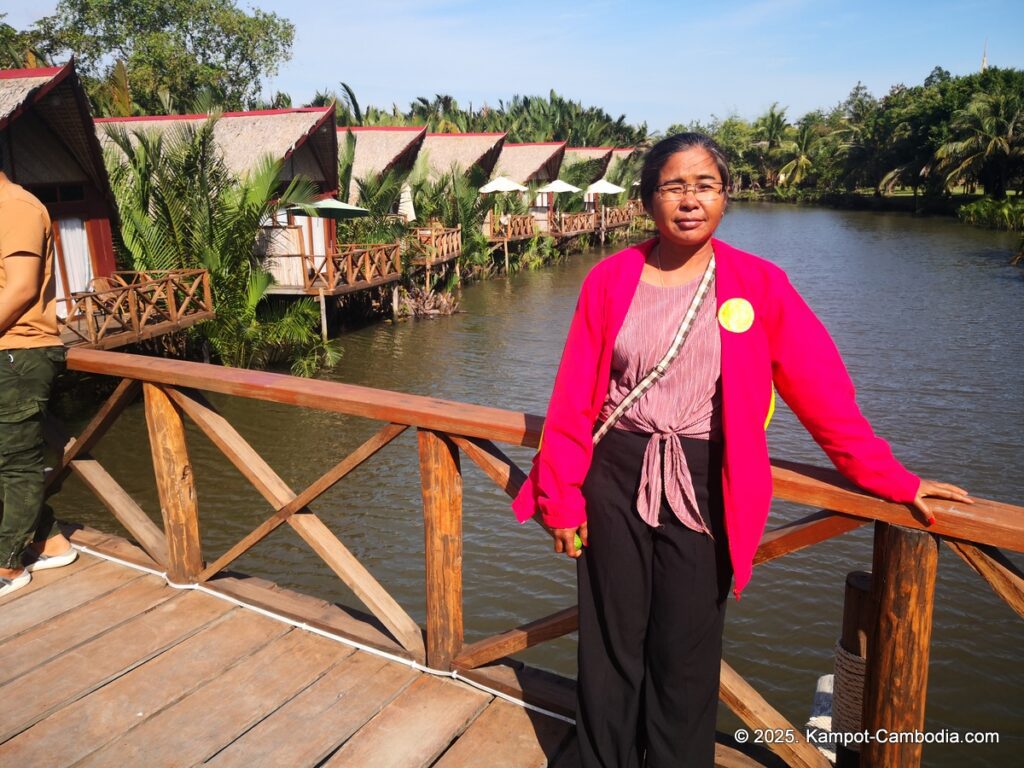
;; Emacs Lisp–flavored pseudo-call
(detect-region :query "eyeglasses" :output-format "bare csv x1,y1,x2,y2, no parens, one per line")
655,182,725,202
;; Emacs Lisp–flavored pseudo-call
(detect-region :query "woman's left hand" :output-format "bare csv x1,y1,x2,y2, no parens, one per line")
913,479,974,525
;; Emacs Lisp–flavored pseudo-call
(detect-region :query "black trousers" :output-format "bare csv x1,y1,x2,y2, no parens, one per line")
576,427,732,768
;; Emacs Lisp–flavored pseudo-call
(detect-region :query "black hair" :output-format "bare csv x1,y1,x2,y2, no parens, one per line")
639,133,731,212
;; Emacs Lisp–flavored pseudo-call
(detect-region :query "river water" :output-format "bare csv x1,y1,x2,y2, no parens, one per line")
55,204,1022,766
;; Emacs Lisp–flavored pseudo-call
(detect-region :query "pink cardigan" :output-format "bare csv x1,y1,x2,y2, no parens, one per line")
512,238,920,598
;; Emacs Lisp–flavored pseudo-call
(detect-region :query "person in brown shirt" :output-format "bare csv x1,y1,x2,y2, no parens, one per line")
0,170,75,596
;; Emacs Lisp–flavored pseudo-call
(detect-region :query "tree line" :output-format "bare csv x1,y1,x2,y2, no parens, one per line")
5,4,1020,216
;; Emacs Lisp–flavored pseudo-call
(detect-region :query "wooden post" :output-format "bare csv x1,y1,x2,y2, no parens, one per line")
144,383,203,583
836,570,873,768
318,288,328,342
861,523,939,768
418,428,463,669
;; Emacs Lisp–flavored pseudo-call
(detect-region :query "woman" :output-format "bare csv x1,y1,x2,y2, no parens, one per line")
511,133,970,767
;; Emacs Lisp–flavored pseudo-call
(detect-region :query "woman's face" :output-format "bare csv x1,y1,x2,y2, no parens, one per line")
649,147,727,250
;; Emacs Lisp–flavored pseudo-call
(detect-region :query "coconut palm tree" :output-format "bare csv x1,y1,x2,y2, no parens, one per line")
778,122,818,187
753,103,790,187
935,90,1024,199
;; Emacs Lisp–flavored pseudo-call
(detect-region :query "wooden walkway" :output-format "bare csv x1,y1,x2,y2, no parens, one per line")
29,347,1020,768
0,549,576,768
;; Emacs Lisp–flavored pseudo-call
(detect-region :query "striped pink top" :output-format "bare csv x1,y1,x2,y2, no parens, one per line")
599,275,722,532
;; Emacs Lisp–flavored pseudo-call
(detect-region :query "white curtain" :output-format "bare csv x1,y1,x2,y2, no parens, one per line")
309,217,328,278
54,218,93,318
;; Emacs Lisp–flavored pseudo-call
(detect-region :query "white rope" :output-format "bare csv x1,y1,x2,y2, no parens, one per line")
832,639,867,752
69,543,575,725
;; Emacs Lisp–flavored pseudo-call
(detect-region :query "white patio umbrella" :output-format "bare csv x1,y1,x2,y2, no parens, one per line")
479,176,528,193
536,179,581,194
585,179,626,195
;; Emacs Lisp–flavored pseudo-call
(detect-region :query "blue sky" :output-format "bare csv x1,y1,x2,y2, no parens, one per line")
5,0,1023,131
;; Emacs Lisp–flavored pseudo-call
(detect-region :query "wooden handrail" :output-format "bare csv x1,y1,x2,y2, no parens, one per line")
56,348,1022,768
58,270,214,348
64,348,1023,553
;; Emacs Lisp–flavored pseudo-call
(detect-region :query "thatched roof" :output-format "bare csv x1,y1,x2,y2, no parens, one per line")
563,147,615,182
420,132,506,179
0,67,60,125
492,142,566,185
97,107,339,193
611,147,638,163
0,62,115,213
340,125,426,203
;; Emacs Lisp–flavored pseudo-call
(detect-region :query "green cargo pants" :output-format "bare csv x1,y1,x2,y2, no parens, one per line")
0,345,66,569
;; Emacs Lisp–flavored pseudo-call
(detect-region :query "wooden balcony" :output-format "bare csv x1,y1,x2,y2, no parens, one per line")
554,211,597,238
267,243,402,297
487,214,537,243
601,205,633,230
57,270,215,350
411,225,463,268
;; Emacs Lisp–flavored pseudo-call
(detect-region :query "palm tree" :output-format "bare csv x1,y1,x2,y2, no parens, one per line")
778,122,817,187
935,90,1023,199
753,103,789,187
103,118,340,374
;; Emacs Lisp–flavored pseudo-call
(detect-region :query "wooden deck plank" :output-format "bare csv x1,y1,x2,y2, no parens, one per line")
76,628,352,767
1,609,289,766
323,675,490,768
66,525,162,571
0,554,97,607
0,574,173,685
433,698,573,768
206,652,419,767
0,590,232,741
205,573,409,658
457,662,576,718
0,559,142,641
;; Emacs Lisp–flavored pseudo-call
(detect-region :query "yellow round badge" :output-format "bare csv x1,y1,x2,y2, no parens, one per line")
718,298,755,333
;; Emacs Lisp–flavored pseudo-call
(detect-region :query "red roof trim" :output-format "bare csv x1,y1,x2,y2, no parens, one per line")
425,132,506,138
0,66,65,79
341,125,425,133
95,106,331,124
567,146,618,152
503,141,566,148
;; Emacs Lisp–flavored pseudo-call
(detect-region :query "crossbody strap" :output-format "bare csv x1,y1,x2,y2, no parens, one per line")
592,253,716,446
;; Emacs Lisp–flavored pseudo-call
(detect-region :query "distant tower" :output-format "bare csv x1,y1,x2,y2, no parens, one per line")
981,39,988,71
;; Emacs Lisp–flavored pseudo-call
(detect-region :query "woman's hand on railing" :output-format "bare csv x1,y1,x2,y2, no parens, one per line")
913,479,974,525
546,522,588,559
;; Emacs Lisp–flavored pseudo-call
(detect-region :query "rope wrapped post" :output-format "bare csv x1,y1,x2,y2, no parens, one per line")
835,570,873,767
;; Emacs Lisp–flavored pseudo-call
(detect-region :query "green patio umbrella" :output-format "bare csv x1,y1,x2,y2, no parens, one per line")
286,198,370,219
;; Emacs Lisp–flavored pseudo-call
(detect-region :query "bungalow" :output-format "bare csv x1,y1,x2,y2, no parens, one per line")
492,141,566,186
97,107,339,289
419,132,506,180
340,125,426,204
0,62,118,305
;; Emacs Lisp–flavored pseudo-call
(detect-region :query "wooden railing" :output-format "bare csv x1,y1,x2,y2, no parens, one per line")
556,211,597,236
489,213,537,241
270,242,402,294
56,349,1023,768
57,270,214,349
412,225,463,267
601,205,633,230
